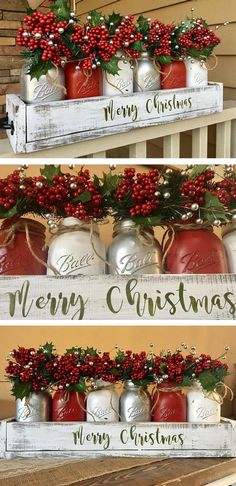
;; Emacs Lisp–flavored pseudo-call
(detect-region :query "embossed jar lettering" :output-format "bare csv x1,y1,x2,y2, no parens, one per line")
152,382,187,422
133,52,160,92
47,217,105,276
119,381,151,422
52,390,86,422
185,59,208,88
86,380,119,422
64,62,102,99
20,64,65,104
107,219,162,275
160,61,186,90
187,382,221,423
102,50,133,96
16,391,51,422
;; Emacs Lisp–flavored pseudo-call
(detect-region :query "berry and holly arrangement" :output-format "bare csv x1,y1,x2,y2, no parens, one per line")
5,342,229,399
16,0,223,79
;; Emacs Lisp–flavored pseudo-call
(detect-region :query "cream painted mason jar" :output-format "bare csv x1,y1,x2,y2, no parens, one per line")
107,219,162,275
16,391,51,422
185,58,208,88
47,217,106,276
222,222,236,273
187,382,221,423
102,50,133,96
133,52,160,92
20,64,65,104
86,380,119,422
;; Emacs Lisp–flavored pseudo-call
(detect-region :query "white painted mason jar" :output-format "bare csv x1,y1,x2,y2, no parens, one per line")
222,222,236,273
102,50,133,96
187,382,221,423
133,52,160,92
107,219,162,275
86,380,119,422
185,58,208,88
20,64,65,104
16,391,51,422
47,217,106,276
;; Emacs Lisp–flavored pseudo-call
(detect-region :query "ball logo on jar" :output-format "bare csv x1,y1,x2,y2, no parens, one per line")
18,402,39,420
143,73,159,90
55,404,78,420
56,253,95,275
75,78,99,97
127,405,148,419
158,407,177,421
119,251,157,274
196,406,219,421
181,250,220,273
92,406,113,420
33,82,57,100
0,254,23,274
116,78,132,93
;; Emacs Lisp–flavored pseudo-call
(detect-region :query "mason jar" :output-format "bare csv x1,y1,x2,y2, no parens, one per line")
160,60,186,90
107,219,162,275
16,391,51,422
0,217,47,275
222,222,236,273
20,64,65,104
47,217,106,276
187,382,221,423
52,390,86,422
86,380,119,422
119,381,151,422
102,50,133,96
64,61,102,99
152,382,187,422
165,226,229,274
133,52,160,92
185,58,208,88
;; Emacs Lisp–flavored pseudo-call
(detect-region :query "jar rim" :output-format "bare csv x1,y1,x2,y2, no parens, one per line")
59,217,99,234
113,219,154,236
1,217,46,235
222,222,236,237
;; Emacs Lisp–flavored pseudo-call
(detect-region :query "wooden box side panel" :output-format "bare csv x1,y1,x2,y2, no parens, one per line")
6,95,26,154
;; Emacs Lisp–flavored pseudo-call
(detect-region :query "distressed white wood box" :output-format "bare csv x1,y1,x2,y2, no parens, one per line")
0,273,235,321
5,82,223,154
0,418,235,459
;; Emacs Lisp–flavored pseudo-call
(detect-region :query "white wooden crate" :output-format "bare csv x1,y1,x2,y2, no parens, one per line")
5,82,223,154
0,418,235,459
0,273,234,321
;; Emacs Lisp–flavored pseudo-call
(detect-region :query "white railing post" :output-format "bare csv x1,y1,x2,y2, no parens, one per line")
216,121,231,157
192,127,208,158
129,141,147,158
163,133,180,158
231,119,236,158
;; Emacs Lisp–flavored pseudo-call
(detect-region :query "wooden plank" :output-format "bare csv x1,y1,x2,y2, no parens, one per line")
76,0,119,16
0,274,235,320
214,24,236,56
216,120,231,157
0,421,6,459
100,0,189,17
129,141,147,157
163,133,180,157
5,420,236,457
205,473,236,486
192,126,208,157
6,94,26,154
0,0,28,11
231,119,236,157
209,57,236,89
91,151,107,157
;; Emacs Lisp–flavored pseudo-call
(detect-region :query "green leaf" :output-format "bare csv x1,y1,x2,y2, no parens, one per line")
181,376,194,387
73,191,91,203
190,165,208,179
51,0,70,20
129,40,146,52
40,165,63,182
133,214,162,226
71,378,87,393
100,56,121,75
197,370,218,392
38,342,55,357
84,346,98,357
66,346,83,355
101,173,122,196
0,203,19,219
204,191,227,222
12,380,32,400
157,55,172,65
137,15,150,35
106,11,122,29
29,60,53,80
26,7,36,15
89,10,103,27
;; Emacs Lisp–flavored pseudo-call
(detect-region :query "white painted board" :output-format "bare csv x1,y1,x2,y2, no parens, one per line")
0,274,234,321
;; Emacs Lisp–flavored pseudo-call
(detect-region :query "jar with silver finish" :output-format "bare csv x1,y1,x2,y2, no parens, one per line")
133,52,160,92
102,50,133,96
119,381,151,422
16,391,51,422
107,219,162,275
86,380,119,422
47,217,106,276
222,222,236,273
20,64,65,104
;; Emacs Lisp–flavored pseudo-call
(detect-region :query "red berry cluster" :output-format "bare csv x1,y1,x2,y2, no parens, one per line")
148,20,175,58
180,170,215,206
214,178,236,207
114,15,143,59
178,19,220,54
153,352,188,384
0,170,22,211
5,345,55,393
115,168,160,217
17,11,74,66
114,350,153,382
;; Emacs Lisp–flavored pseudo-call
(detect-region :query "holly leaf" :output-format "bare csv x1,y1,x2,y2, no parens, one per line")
181,376,194,387
137,15,150,35
0,203,19,219
204,191,227,222
73,191,91,203
197,370,218,392
51,0,70,20
129,40,146,52
29,60,53,80
157,55,172,65
84,347,98,357
40,165,63,182
100,56,120,75
71,378,87,393
190,165,208,179
106,11,122,29
133,214,162,226
89,10,102,27
12,380,32,400
38,342,55,357
66,346,83,355
101,173,122,196
26,7,36,15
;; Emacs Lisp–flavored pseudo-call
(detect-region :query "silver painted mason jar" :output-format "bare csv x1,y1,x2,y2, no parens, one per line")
222,222,236,273
47,217,106,276
86,380,119,422
133,52,160,92
16,391,51,422
119,381,151,422
20,64,65,104
107,219,162,275
102,50,133,96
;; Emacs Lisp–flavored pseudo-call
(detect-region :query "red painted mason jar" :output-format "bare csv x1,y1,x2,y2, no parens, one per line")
52,390,86,421
165,227,229,274
160,60,186,90
0,217,47,275
152,382,187,422
64,62,102,99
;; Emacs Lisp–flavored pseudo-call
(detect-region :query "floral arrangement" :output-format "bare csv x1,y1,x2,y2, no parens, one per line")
5,343,230,397
17,0,223,78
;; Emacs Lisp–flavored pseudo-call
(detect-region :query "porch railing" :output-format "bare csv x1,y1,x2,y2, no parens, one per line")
0,100,236,159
